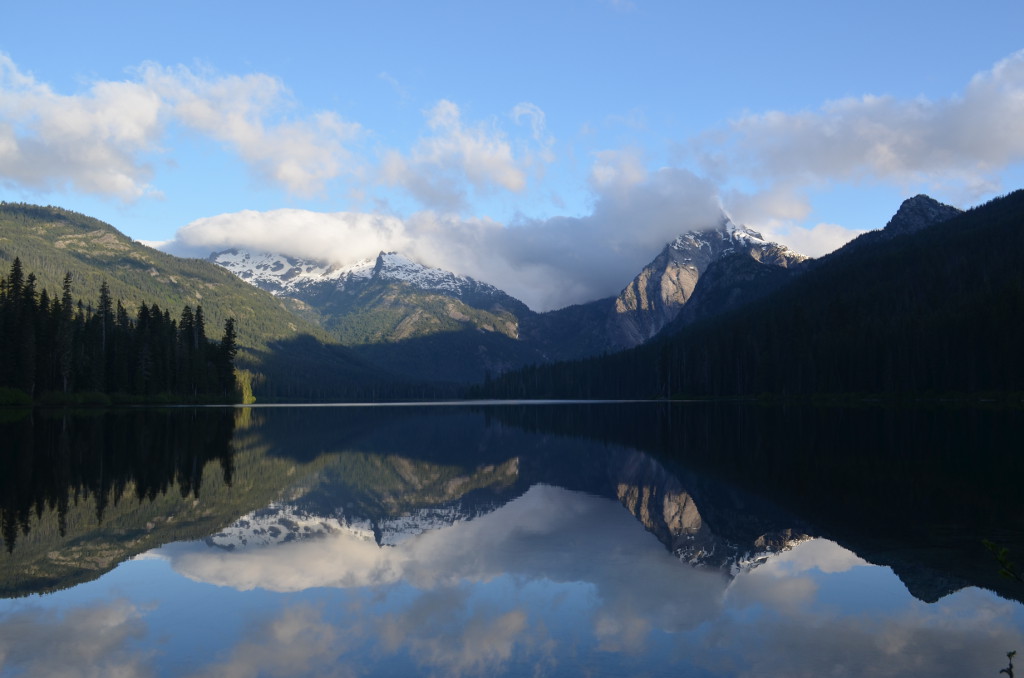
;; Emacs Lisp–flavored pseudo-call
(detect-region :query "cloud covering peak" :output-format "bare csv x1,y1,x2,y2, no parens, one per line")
170,166,731,311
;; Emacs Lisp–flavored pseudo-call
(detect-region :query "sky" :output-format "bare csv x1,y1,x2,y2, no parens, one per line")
1,0,1023,310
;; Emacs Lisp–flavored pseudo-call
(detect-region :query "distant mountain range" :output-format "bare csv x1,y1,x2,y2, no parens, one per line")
209,216,806,383
3,189,1018,397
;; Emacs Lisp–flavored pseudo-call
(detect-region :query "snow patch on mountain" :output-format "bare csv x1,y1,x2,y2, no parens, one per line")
210,248,374,294
669,219,803,264
210,248,506,300
370,252,492,295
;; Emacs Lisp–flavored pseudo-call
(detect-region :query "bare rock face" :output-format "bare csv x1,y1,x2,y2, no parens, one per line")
883,195,962,237
610,220,805,347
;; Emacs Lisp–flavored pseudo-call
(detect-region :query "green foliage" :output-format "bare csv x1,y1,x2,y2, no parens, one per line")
0,202,406,400
0,204,281,342
319,282,520,346
0,258,239,401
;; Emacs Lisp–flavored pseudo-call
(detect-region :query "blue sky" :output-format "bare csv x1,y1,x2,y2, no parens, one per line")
2,0,1023,309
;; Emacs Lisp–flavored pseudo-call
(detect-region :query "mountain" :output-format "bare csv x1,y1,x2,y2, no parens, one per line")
211,249,530,344
518,219,805,361
811,194,963,268
211,219,805,382
660,194,961,336
605,219,805,347
476,190,1024,399
0,202,399,400
212,249,542,382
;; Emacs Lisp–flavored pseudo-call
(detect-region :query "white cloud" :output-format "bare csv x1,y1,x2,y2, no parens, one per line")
138,63,362,197
588,148,648,194
512,101,556,168
153,498,1024,678
174,209,411,264
165,165,724,311
694,49,1024,200
177,594,542,678
0,55,163,199
0,55,361,200
381,100,532,212
764,221,867,258
378,71,410,102
186,604,359,678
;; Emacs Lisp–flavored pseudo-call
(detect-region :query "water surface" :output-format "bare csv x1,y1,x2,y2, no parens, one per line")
1,402,1021,677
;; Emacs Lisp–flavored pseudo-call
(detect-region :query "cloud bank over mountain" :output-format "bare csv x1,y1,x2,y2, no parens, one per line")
165,157,866,311
5,49,1024,309
167,166,736,311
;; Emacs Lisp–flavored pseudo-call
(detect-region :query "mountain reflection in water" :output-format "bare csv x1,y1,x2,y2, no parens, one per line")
0,402,1022,677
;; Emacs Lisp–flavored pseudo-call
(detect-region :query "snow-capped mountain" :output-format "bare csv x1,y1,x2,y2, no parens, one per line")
531,218,808,352
611,219,806,346
208,216,808,381
211,249,518,309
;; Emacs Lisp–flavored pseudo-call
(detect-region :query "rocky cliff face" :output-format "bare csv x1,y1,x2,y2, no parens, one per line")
609,220,805,347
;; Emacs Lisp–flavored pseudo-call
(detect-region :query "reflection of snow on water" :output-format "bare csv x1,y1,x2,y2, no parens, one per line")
205,503,374,550
206,502,498,551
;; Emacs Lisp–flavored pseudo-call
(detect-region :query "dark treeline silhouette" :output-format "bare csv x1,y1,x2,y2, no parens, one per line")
0,408,236,555
0,258,238,400
473,189,1024,400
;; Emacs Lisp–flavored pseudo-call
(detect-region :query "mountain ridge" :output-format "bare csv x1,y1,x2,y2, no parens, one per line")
209,216,807,382
0,202,404,400
475,189,1024,399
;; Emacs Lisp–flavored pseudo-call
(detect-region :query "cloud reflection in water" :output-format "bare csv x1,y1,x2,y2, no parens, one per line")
1,484,1020,677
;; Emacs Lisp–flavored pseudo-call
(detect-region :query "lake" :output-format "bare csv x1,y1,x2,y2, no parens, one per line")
1,401,1022,677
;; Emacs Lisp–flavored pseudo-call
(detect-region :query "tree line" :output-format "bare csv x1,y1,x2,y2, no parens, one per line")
472,189,1024,401
0,258,238,402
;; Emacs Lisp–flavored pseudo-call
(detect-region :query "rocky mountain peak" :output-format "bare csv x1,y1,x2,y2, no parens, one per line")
610,219,806,347
884,195,962,237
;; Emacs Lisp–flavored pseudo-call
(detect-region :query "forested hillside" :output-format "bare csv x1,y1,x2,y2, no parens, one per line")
0,259,237,402
0,203,407,400
475,190,1024,399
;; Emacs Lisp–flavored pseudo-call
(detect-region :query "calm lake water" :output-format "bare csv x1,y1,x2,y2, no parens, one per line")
1,402,1022,677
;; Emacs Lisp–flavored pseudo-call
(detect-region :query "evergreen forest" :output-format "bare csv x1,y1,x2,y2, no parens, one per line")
0,258,238,403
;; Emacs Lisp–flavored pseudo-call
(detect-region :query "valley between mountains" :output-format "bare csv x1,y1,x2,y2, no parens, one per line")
210,213,808,384
2,190,1021,401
